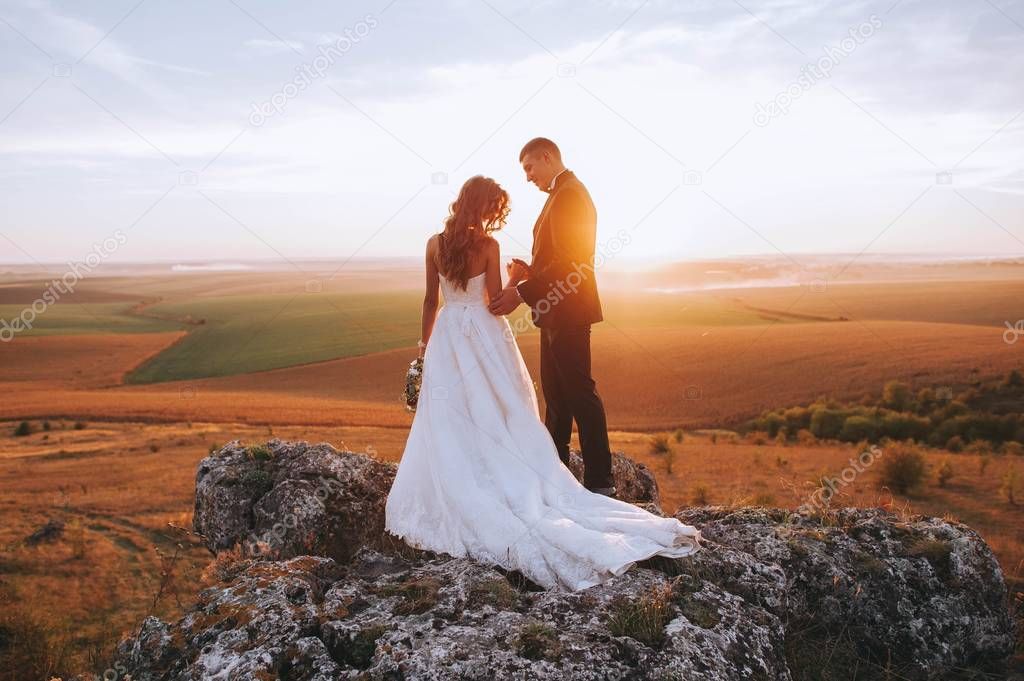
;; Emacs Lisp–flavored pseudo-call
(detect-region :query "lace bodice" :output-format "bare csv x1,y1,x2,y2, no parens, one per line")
440,271,487,307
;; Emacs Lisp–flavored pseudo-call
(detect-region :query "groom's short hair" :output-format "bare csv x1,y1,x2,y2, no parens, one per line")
519,137,561,162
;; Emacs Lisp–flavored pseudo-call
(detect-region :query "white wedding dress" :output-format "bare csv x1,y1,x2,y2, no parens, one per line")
384,271,701,591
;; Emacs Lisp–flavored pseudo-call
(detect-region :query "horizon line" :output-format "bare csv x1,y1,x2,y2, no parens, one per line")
2,251,1023,269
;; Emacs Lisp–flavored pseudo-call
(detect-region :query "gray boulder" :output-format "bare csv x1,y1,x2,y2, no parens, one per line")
108,440,1017,680
192,440,662,563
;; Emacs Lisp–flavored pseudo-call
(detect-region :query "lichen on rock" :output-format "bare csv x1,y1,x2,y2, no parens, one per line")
104,440,1016,680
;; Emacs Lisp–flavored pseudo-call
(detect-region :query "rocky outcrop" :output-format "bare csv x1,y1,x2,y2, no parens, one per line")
674,506,1016,678
566,449,662,505
192,440,396,563
114,549,791,680
108,440,1015,680
192,440,662,562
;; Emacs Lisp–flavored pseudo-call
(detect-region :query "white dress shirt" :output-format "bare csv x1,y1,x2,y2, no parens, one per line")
547,168,568,192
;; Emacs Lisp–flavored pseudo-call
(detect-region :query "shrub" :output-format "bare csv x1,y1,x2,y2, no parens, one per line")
246,444,272,461
796,429,817,446
1002,441,1024,456
839,415,878,443
953,414,1014,443
240,469,273,496
880,412,930,442
758,412,786,438
73,421,86,430
0,606,73,681
937,459,954,488
648,434,671,456
979,455,991,475
956,388,979,404
691,485,709,505
1002,466,1018,506
1003,369,1024,388
966,440,992,456
201,545,253,585
41,421,51,431
945,435,964,453
780,406,812,433
13,421,32,437
932,402,969,426
882,380,913,412
878,443,926,495
672,429,685,443
809,407,845,440
149,443,160,453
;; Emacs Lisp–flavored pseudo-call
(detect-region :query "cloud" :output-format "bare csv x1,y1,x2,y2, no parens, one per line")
243,38,306,55
10,0,208,99
0,0,1022,261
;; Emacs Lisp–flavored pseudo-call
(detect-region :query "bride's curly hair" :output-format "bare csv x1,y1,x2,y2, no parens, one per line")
437,175,510,290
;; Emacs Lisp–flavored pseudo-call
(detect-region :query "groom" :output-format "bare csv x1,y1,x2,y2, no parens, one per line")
488,137,616,497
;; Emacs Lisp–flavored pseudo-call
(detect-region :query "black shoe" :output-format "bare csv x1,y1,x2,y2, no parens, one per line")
587,486,617,498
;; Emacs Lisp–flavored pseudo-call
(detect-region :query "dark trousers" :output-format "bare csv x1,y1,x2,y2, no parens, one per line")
539,325,614,489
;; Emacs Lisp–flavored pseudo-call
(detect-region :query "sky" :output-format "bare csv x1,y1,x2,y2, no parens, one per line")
0,0,1022,266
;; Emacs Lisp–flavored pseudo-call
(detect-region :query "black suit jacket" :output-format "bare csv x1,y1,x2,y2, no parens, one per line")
515,170,603,328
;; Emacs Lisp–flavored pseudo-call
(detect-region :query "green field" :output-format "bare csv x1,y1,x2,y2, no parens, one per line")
126,291,425,383
3,288,780,384
0,302,184,336
123,290,772,384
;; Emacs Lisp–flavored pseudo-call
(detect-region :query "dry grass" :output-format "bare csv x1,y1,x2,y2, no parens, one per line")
1,273,1022,674
607,583,674,647
2,420,1021,676
0,332,185,388
0,420,412,674
2,319,1018,432
602,430,1024,593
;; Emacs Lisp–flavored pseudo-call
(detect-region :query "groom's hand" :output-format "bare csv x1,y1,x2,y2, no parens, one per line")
488,285,523,316
506,258,530,285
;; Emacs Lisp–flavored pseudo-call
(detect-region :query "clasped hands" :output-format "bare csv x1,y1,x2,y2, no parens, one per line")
488,258,530,316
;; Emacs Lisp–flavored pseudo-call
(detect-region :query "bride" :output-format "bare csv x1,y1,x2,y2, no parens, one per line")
384,175,701,591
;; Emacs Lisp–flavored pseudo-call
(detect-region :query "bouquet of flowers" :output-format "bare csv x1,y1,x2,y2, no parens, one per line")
403,356,425,412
